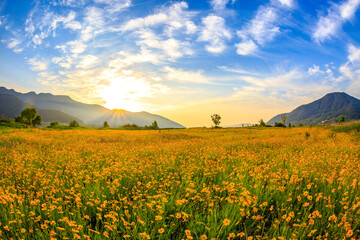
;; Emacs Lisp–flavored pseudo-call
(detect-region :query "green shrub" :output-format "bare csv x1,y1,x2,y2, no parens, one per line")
69,120,79,127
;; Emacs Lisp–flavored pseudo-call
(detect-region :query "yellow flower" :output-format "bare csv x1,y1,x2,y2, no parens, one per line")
155,215,163,221
223,218,231,226
346,229,353,237
200,235,208,240
185,229,191,235
158,228,165,234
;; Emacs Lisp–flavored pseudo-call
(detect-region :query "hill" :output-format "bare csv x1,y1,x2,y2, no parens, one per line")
0,94,31,118
0,94,84,125
267,92,360,126
0,87,185,128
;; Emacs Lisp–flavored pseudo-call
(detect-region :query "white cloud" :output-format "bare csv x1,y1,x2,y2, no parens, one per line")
185,21,197,34
121,1,194,34
348,44,360,63
54,0,86,7
338,45,360,94
275,0,294,8
94,0,131,13
122,13,168,31
56,40,87,54
62,11,82,30
28,58,47,71
68,40,86,54
198,14,232,53
136,29,193,59
163,66,209,83
210,0,233,11
52,56,73,69
235,39,258,55
340,0,360,19
238,6,279,45
78,55,99,69
308,64,323,75
24,10,82,46
7,38,21,49
218,66,261,76
307,64,335,82
80,7,106,41
313,0,360,42
162,39,183,58
234,1,293,56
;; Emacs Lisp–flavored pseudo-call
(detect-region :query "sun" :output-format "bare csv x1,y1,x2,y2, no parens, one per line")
99,77,151,112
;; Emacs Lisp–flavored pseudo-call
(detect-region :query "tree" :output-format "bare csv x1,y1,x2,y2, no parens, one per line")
33,115,42,127
281,115,287,126
151,120,159,129
274,122,286,127
103,121,110,128
339,115,345,123
211,114,221,128
259,119,266,127
15,116,23,124
50,122,59,127
69,120,79,127
16,107,41,127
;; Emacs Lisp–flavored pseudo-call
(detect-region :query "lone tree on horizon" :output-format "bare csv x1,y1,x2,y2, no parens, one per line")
103,121,110,128
151,120,159,129
15,107,41,127
211,114,221,128
69,120,79,127
281,115,287,126
339,115,345,123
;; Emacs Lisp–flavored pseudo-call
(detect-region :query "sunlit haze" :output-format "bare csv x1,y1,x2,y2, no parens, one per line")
1,0,360,127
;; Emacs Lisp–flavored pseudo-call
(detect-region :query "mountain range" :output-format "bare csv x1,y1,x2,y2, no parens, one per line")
0,87,185,128
267,92,360,126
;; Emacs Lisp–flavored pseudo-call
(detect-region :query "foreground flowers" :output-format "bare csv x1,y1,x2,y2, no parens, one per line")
0,127,359,239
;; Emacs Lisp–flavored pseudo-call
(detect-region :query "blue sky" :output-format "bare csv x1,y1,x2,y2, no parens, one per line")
1,0,360,127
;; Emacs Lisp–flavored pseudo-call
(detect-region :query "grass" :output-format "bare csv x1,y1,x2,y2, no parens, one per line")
331,121,360,133
0,127,359,239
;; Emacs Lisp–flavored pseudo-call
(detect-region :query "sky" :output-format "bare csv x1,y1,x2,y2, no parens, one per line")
1,0,360,127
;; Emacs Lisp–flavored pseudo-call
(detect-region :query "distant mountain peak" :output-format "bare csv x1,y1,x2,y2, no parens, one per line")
267,92,360,126
0,86,185,128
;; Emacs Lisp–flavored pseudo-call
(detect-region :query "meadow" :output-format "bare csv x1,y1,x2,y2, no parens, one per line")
0,127,359,239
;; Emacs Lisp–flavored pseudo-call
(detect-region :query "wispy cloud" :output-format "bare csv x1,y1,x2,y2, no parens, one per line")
338,44,360,95
235,40,258,56
27,58,47,71
121,2,196,35
235,1,292,55
210,0,235,11
25,9,82,46
273,0,295,8
78,55,99,69
6,38,23,53
198,14,232,53
218,65,261,76
135,29,193,59
348,44,360,62
94,0,131,13
162,66,209,83
313,0,360,42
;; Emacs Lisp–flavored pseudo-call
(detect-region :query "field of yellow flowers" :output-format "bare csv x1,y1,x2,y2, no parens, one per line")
0,127,359,239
